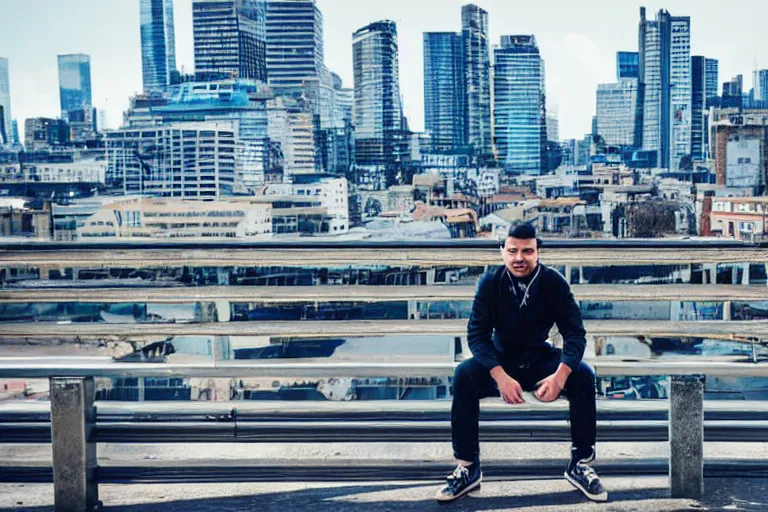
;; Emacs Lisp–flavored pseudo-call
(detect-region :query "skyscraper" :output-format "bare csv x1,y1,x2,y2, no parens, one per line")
193,0,267,82
753,69,768,103
352,20,403,166
140,0,177,92
58,54,93,140
596,78,642,147
638,8,691,170
265,0,324,110
0,57,10,146
691,56,706,161
705,58,718,103
616,51,639,79
462,4,493,162
423,32,465,153
493,35,546,175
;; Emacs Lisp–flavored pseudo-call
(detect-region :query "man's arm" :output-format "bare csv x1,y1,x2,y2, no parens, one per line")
552,272,587,372
466,273,501,370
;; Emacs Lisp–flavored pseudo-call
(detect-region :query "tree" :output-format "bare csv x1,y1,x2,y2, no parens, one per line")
625,200,678,238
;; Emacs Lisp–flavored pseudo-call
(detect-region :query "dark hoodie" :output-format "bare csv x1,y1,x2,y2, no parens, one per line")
466,263,587,372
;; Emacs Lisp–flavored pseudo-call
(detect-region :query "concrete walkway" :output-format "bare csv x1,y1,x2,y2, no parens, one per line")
2,477,768,511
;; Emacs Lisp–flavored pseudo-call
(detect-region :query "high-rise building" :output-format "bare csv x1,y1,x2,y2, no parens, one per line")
493,35,546,175
0,57,11,146
546,109,559,142
58,54,94,140
639,8,691,170
596,78,642,147
193,0,267,82
140,0,177,92
125,79,271,190
722,75,743,101
705,58,719,101
352,20,404,166
691,56,706,161
462,4,493,161
616,51,639,79
106,121,237,199
753,69,768,103
423,32,466,153
265,0,323,110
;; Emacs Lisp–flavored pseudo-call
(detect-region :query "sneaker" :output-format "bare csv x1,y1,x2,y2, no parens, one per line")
564,459,608,502
435,463,482,503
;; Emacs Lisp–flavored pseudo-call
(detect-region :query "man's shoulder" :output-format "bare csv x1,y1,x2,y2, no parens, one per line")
540,264,570,289
476,266,504,289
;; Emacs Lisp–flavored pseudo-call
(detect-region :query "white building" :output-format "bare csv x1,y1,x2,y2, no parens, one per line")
106,121,237,200
262,176,349,234
77,197,272,239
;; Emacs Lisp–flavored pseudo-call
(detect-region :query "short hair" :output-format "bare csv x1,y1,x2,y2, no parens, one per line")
499,223,542,249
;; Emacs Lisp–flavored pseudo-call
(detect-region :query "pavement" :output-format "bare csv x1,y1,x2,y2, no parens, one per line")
2,476,768,511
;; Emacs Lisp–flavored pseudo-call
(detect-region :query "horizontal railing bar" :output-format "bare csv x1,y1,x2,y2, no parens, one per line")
0,245,765,268
0,319,766,340
1,284,766,303
4,420,768,444
0,239,761,250
2,359,768,378
6,399,768,423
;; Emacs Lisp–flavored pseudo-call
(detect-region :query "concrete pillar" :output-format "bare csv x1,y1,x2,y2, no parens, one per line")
723,301,732,321
564,265,573,284
669,374,705,500
50,377,99,512
741,263,750,285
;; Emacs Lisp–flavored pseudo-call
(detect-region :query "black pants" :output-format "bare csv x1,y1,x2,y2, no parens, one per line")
451,350,597,463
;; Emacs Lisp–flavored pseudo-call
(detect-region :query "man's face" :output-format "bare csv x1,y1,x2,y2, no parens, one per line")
501,236,539,278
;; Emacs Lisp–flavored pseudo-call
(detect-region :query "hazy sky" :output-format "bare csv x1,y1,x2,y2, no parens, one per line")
1,0,767,139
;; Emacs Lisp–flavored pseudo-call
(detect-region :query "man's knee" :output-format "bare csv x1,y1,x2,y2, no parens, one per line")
567,361,596,395
453,358,484,392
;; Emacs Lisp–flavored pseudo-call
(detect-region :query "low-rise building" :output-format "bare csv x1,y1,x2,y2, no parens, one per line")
77,197,272,239
709,196,768,242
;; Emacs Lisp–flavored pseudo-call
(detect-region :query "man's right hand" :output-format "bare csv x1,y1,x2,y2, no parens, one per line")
490,366,525,404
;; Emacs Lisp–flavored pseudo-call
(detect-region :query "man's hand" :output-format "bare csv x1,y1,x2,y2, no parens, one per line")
535,364,571,402
490,366,525,404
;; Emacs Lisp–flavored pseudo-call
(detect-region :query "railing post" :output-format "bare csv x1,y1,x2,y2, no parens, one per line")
669,374,705,500
50,377,98,512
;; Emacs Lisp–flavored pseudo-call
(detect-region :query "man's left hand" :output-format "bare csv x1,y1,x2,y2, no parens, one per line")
535,372,567,402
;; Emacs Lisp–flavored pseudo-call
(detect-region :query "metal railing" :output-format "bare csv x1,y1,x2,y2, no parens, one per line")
1,239,767,510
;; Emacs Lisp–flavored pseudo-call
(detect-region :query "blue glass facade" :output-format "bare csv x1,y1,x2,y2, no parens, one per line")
616,51,639,79
691,56,706,160
639,8,691,171
140,0,177,92
265,1,323,105
461,4,493,161
154,80,270,188
193,0,267,82
57,54,92,124
423,32,466,153
352,20,403,166
705,58,719,102
493,35,546,175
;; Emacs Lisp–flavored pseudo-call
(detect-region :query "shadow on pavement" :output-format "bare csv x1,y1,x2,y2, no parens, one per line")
0,482,689,512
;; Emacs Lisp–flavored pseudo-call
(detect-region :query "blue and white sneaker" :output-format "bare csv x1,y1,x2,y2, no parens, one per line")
435,463,482,503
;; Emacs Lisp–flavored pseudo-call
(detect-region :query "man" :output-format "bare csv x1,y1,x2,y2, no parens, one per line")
435,224,607,503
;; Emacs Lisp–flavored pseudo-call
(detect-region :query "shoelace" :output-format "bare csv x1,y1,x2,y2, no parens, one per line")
576,464,600,488
447,465,470,488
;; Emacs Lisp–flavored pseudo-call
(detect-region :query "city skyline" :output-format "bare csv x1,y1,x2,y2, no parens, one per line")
3,0,768,139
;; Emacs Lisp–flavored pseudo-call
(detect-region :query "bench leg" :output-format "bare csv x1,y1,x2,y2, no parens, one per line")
50,377,98,512
669,374,704,500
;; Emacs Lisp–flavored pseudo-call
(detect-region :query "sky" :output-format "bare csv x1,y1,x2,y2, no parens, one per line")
1,0,767,140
